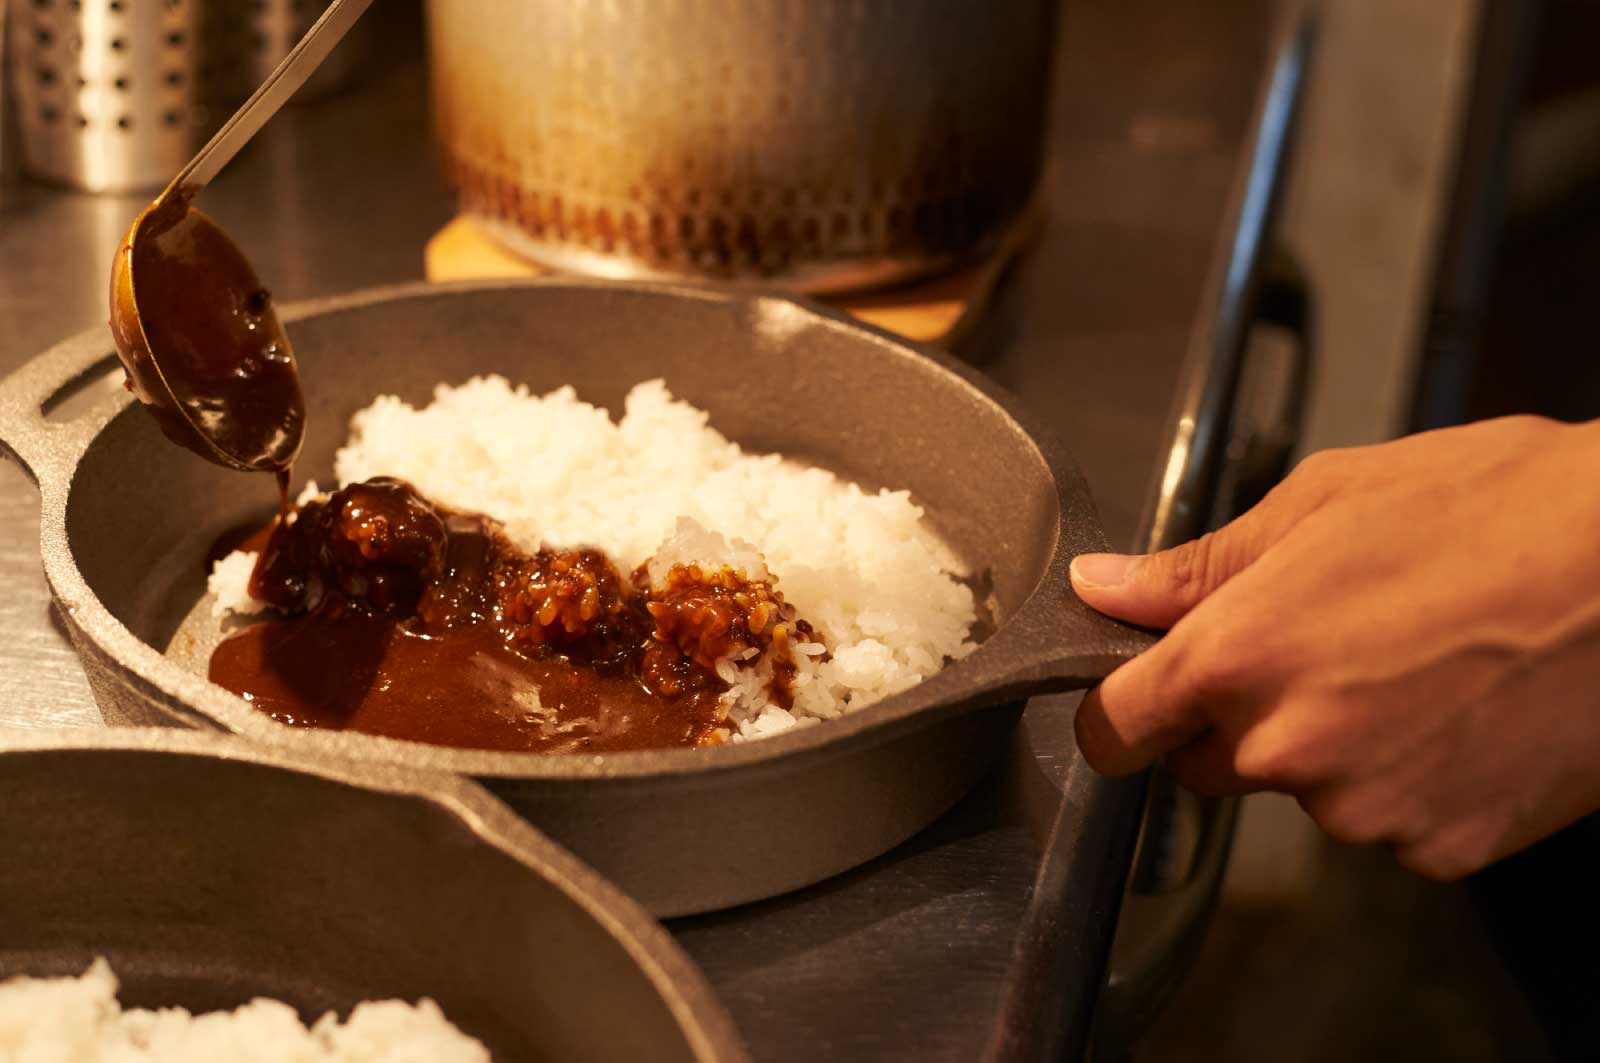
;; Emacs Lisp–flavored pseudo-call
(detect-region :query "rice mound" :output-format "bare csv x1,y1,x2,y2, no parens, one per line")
212,377,977,739
0,958,488,1063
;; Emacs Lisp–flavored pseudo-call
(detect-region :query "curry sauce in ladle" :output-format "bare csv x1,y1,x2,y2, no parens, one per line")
110,193,304,489
105,0,373,498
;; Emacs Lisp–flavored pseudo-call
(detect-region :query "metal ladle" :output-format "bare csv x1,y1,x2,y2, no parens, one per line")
108,0,375,475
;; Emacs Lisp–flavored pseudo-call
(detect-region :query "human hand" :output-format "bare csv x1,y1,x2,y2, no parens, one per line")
1070,415,1600,879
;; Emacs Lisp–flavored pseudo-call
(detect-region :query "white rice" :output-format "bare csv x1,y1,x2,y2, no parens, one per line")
207,549,268,620
210,377,977,739
0,958,488,1063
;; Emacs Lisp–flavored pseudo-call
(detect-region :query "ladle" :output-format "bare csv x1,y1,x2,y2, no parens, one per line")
108,0,374,477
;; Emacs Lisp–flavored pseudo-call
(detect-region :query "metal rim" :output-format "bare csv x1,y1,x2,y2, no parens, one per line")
0,726,749,1062
30,276,1088,781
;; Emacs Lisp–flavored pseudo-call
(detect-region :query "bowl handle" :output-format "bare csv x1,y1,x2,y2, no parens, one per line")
981,565,1160,701
1039,589,1161,689
0,333,125,490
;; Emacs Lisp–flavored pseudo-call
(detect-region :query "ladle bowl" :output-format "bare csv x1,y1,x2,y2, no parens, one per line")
105,0,373,474
109,198,303,473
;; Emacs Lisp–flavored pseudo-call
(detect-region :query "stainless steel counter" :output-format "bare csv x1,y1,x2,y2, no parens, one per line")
0,1,1302,1057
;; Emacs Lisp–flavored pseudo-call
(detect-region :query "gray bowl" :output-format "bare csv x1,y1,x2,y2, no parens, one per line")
0,729,746,1062
0,280,1149,916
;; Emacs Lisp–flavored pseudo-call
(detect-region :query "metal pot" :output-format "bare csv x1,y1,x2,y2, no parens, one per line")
0,279,1151,916
425,0,1057,294
0,729,745,1062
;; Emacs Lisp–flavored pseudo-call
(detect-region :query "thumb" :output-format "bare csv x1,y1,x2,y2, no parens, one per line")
1070,503,1292,629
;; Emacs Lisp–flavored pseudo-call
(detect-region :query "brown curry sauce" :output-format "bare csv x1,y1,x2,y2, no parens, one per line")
209,478,816,753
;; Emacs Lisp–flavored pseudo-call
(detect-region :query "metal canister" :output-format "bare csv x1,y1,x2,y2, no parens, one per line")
426,0,1059,294
3,0,351,193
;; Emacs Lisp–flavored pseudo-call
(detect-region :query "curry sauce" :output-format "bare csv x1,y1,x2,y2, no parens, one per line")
209,478,815,753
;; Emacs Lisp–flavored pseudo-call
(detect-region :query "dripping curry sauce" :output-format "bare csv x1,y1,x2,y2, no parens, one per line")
209,478,819,753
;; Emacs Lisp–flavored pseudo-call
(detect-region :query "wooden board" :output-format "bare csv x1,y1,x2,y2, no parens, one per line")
423,215,1028,347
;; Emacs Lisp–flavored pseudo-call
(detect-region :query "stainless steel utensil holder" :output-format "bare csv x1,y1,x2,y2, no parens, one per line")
4,0,341,192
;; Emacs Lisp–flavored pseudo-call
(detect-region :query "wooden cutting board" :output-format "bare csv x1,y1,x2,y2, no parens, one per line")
423,214,1029,347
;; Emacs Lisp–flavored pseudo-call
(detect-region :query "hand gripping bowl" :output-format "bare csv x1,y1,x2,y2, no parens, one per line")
0,280,1154,916
0,729,745,1061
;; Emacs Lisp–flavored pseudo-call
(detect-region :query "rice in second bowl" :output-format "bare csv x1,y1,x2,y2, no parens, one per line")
0,958,488,1063
211,377,977,740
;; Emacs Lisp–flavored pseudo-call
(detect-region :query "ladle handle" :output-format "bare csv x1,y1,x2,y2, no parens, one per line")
0,335,124,490
163,0,377,199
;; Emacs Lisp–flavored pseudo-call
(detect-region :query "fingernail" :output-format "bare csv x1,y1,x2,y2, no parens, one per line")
1071,553,1140,589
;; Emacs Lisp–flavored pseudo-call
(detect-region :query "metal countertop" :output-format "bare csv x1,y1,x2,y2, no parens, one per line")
0,1,1297,1058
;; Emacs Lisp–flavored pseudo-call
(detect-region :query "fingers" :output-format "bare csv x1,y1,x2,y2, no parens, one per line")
1070,536,1244,630
1073,627,1210,774
1069,517,1272,630
1163,730,1260,796
1070,466,1334,775
1073,546,1304,777
1394,821,1498,883
1070,475,1318,630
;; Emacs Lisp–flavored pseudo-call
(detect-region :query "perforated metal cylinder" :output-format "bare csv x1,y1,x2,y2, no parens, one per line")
3,0,337,193
426,0,1058,294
